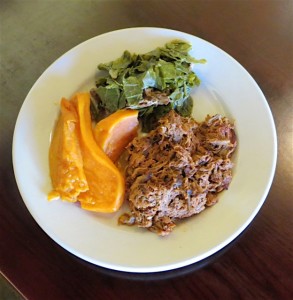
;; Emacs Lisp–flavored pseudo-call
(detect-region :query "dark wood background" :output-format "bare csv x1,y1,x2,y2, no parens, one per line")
1,0,292,299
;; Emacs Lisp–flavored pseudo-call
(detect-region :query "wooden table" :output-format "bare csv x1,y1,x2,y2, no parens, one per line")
1,0,292,299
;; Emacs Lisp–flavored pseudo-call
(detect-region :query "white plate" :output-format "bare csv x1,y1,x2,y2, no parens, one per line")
13,28,277,273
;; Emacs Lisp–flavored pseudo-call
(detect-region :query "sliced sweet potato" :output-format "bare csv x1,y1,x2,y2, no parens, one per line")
93,109,139,162
48,98,88,202
72,93,125,212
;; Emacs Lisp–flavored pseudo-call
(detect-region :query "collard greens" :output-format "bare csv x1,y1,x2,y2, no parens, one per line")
91,40,206,131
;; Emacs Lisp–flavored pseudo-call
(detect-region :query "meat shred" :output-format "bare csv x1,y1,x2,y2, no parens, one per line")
119,110,237,236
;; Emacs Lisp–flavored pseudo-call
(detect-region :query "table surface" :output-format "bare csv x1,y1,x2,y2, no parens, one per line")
1,0,292,299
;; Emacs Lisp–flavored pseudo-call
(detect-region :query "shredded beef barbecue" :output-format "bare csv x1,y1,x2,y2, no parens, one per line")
119,110,237,236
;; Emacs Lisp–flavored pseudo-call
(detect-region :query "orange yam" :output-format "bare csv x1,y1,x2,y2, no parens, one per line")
73,93,125,213
93,109,139,162
48,98,88,202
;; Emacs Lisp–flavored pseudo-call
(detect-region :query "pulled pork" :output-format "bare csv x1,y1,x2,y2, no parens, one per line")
119,110,237,236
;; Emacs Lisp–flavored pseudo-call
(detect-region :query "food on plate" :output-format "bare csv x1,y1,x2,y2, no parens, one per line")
93,109,139,162
48,92,125,213
48,40,237,234
119,110,237,236
73,93,125,212
90,40,206,132
48,98,88,202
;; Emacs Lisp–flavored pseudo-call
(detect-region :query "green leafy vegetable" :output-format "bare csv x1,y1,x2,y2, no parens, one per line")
90,40,206,131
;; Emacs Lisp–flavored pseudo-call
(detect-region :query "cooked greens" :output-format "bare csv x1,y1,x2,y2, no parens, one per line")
90,40,206,131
